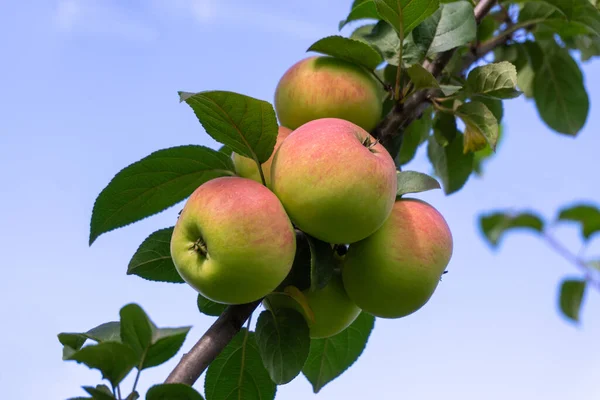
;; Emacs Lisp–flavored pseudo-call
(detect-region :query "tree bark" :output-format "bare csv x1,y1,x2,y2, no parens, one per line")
164,300,260,385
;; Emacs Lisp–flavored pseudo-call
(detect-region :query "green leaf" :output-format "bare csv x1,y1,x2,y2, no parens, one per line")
58,333,88,355
573,35,600,61
406,64,437,89
479,212,545,248
432,111,457,147
477,98,504,123
351,21,400,65
144,326,190,369
373,0,440,36
402,31,427,65
305,235,336,291
412,1,476,56
477,14,498,42
307,36,383,70
473,124,504,176
255,309,311,385
427,134,473,195
120,304,153,361
89,146,235,245
66,342,138,386
515,42,543,98
520,0,600,37
466,62,521,99
396,171,440,197
146,384,205,400
82,385,115,400
397,108,433,165
557,204,600,240
59,321,122,359
197,294,227,317
179,91,278,164
204,329,276,400
127,227,183,284
517,63,536,98
86,322,122,343
518,2,560,24
218,145,233,157
302,312,375,393
120,303,191,370
455,101,499,153
126,392,140,400
533,44,589,135
339,0,380,30
276,231,312,292
558,279,587,323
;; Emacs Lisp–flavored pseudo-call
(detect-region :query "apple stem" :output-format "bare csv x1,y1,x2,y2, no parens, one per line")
192,237,208,257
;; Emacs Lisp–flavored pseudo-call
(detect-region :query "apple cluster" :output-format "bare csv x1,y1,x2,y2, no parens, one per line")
170,56,453,339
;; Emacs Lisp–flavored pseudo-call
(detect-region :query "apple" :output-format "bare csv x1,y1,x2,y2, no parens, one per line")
342,198,453,319
170,176,296,304
231,126,292,187
265,275,361,339
270,118,397,244
274,56,382,132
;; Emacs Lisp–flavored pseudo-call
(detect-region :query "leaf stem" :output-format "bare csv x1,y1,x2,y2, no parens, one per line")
367,67,391,93
117,385,123,400
254,157,268,186
130,349,147,396
431,99,455,114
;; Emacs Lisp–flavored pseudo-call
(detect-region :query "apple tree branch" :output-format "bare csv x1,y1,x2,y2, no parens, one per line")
165,0,500,387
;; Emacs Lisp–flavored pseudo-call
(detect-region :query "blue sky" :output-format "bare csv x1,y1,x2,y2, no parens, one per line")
1,1,600,399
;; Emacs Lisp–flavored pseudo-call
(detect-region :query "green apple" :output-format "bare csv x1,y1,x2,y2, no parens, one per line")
231,126,292,187
264,275,361,339
342,198,453,318
170,176,296,304
270,117,397,244
274,56,382,132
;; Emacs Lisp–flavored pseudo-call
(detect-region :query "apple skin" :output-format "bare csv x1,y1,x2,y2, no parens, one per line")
170,177,296,305
265,275,361,339
342,198,453,319
274,56,382,132
270,118,398,244
231,126,292,187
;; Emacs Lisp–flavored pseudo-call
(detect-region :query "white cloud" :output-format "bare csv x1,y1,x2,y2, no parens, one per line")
52,0,159,42
152,0,329,40
51,0,330,42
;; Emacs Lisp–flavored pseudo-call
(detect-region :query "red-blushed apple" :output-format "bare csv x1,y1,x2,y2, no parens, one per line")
342,198,453,318
270,118,398,244
274,56,382,132
170,177,296,304
231,126,292,187
264,275,361,339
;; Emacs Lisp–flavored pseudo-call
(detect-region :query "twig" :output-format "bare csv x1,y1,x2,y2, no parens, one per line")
165,300,260,385
543,233,600,291
372,0,499,146
367,67,391,93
